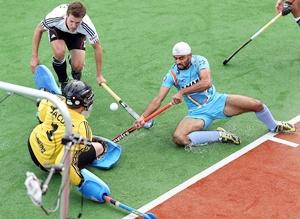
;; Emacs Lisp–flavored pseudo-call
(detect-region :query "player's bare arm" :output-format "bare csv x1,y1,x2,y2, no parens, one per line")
30,24,46,73
172,68,211,104
92,41,106,84
134,86,170,128
276,0,296,14
180,68,212,95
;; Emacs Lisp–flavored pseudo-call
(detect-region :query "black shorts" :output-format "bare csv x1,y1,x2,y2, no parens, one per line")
48,27,86,51
77,144,97,170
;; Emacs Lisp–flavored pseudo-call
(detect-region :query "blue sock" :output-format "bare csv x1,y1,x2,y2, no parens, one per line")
188,131,220,145
255,104,277,131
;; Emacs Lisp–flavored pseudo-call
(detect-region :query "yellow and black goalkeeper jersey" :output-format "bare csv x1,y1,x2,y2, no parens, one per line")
29,99,93,166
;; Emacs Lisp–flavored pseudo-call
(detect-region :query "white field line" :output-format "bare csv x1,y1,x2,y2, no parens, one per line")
122,115,300,219
269,136,299,147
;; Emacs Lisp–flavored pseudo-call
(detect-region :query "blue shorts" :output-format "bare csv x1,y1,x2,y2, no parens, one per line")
187,92,229,129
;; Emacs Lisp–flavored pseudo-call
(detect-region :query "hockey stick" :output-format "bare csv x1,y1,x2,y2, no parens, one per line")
223,13,281,65
104,195,157,219
101,83,140,119
112,102,173,143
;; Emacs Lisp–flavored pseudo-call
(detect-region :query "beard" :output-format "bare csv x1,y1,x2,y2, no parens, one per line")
177,61,191,70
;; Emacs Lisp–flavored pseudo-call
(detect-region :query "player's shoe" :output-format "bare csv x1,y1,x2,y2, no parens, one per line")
274,121,295,133
217,127,241,145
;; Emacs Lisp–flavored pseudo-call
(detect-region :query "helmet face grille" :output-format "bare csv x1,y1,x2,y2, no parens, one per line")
63,80,94,110
81,90,94,109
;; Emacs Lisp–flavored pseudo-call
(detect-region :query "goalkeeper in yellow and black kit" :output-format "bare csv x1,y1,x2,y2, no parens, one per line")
28,80,121,202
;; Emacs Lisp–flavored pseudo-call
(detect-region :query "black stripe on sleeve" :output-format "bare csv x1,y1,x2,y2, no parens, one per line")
81,22,96,37
42,17,64,28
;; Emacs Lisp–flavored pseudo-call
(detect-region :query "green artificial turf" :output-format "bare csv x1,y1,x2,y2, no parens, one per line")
0,0,299,218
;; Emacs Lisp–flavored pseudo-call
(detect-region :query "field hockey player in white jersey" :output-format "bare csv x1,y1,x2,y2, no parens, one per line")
30,1,106,89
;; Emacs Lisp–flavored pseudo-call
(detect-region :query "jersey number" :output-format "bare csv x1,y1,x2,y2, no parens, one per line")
46,123,58,141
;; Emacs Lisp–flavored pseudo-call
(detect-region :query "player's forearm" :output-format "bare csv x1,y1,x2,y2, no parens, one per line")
93,42,103,78
142,97,162,118
32,24,44,58
180,79,212,95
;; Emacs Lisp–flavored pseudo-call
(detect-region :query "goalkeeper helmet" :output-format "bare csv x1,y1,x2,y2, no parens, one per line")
63,80,94,110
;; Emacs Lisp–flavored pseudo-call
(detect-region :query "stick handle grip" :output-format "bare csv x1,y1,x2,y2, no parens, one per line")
101,83,121,102
250,13,281,40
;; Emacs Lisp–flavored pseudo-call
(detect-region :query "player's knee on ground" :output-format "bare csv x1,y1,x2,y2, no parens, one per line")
251,99,264,112
249,98,264,112
172,132,188,146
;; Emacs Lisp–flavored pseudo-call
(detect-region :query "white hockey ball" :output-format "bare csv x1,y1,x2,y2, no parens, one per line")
110,102,118,111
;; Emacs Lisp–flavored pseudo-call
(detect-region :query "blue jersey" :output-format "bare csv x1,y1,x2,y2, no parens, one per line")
162,55,216,112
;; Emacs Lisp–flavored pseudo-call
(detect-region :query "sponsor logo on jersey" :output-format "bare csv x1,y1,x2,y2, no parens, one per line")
182,78,199,89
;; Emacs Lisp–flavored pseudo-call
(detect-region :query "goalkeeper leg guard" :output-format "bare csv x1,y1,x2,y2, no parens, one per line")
78,169,110,203
91,136,122,169
34,65,62,95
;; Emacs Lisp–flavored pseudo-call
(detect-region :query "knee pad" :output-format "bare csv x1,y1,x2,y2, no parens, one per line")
78,169,110,203
91,136,122,169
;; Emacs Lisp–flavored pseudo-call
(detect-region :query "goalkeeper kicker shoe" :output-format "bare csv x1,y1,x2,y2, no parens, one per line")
274,121,295,133
217,127,241,145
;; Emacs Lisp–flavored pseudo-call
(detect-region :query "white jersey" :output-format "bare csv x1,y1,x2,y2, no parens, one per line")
41,4,99,44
